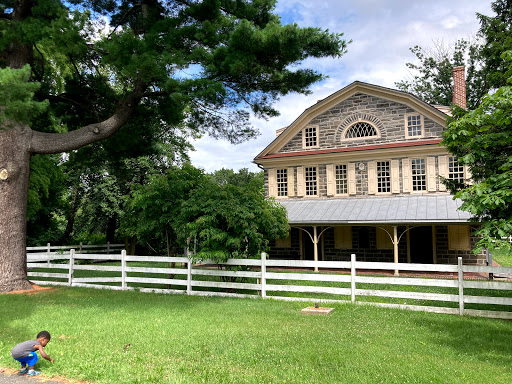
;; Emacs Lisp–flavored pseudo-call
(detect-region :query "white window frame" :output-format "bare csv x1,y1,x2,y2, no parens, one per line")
335,164,349,196
449,156,465,183
305,166,318,197
411,158,427,192
302,125,319,149
376,161,391,194
276,169,288,197
341,120,381,142
405,113,424,139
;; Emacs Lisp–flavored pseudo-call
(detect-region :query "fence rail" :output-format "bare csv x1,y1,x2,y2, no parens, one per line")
27,252,512,320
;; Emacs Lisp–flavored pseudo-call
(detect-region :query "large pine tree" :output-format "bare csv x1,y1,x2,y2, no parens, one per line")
0,0,347,291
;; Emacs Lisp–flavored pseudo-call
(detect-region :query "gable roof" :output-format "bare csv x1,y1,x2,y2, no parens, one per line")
255,81,449,161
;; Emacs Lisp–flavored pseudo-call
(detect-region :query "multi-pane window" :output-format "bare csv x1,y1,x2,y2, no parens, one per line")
304,127,318,147
276,169,288,197
411,159,426,191
449,157,464,183
305,167,317,196
407,114,422,137
344,122,378,139
335,164,348,194
377,161,391,193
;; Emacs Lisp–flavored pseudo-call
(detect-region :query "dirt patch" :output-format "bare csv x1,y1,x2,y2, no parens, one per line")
0,366,94,384
6,283,55,295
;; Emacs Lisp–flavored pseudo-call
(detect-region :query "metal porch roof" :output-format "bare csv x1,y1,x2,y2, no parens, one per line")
279,195,472,225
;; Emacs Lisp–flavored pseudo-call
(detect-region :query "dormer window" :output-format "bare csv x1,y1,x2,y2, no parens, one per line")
405,113,424,138
302,126,319,148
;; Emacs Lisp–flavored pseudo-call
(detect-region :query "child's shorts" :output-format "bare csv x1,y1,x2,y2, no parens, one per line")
14,352,39,367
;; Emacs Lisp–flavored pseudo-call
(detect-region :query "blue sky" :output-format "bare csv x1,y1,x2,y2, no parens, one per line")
188,0,493,173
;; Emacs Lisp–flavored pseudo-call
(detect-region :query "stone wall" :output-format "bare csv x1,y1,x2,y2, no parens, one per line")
278,93,445,154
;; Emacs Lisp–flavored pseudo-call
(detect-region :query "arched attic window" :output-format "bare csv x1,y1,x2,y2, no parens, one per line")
342,121,380,140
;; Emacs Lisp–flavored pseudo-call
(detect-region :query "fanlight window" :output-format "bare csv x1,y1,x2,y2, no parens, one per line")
344,122,378,139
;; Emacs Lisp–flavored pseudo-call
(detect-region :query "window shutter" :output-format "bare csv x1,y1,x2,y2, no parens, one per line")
438,156,448,192
448,225,470,250
368,161,376,195
275,230,292,248
287,167,295,197
465,166,473,185
334,227,352,249
297,166,305,197
326,164,334,196
348,163,356,195
427,157,436,192
268,169,277,197
376,226,394,250
402,158,411,193
391,160,400,193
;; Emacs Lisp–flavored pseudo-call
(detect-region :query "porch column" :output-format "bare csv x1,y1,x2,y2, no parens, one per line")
313,226,319,272
393,225,399,276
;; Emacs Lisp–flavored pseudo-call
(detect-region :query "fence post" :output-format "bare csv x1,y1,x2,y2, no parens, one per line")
187,250,192,295
107,241,111,254
79,242,83,254
458,257,464,316
46,242,51,266
68,249,75,287
261,252,267,298
121,250,127,290
351,254,356,303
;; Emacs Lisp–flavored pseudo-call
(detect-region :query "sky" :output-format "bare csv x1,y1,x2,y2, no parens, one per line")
188,0,493,173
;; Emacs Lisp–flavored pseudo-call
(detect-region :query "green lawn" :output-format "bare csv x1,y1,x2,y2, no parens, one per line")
492,247,512,266
1,288,512,383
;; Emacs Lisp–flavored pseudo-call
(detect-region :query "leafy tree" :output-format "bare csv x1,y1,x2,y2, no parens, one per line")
396,1,512,109
210,167,263,188
0,0,347,291
477,0,512,89
395,39,487,109
442,52,512,252
177,180,289,262
26,154,67,246
120,163,206,256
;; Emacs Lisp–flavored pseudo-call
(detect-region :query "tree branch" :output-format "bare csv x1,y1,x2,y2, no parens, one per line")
29,81,148,154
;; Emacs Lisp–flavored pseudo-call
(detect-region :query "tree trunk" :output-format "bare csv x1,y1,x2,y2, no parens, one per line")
0,123,33,292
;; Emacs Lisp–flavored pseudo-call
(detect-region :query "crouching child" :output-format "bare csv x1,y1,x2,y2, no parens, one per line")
11,331,55,376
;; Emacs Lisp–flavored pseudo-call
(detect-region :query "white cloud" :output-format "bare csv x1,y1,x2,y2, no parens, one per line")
188,0,493,173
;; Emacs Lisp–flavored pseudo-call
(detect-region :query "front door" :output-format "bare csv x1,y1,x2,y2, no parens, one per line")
409,226,433,264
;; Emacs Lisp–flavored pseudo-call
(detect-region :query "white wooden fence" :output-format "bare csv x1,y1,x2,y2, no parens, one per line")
27,252,512,320
26,243,125,262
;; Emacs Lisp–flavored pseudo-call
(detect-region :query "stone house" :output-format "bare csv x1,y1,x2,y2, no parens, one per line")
253,67,486,266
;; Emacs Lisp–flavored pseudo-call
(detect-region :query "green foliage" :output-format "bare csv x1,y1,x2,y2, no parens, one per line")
395,39,487,109
178,180,289,262
210,167,263,188
120,163,206,255
2,0,347,141
26,154,67,246
477,0,512,89
442,55,512,252
0,66,48,126
397,1,512,109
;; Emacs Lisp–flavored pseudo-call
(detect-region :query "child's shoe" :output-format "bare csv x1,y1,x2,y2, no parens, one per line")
19,367,28,374
27,370,40,376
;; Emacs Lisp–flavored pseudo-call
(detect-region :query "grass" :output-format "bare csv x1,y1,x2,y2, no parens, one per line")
28,262,512,312
492,247,512,267
1,288,512,383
